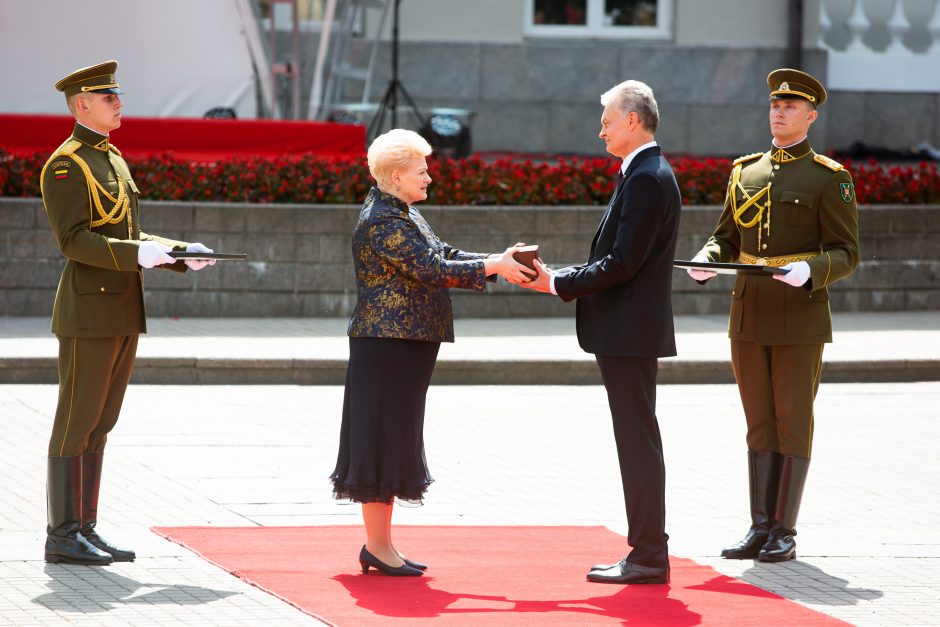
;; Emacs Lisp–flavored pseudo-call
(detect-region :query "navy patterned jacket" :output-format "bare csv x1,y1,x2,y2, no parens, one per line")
347,187,489,342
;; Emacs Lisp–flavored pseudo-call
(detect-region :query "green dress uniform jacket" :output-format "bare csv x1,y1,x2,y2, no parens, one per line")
347,187,488,343
699,138,860,345
40,122,187,338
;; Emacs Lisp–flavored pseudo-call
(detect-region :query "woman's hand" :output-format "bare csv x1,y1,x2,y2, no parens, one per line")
483,245,533,285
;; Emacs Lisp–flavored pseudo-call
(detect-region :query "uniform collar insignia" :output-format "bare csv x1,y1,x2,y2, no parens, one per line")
71,121,110,152
769,138,812,163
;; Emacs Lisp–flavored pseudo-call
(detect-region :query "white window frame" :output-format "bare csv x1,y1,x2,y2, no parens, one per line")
523,0,672,40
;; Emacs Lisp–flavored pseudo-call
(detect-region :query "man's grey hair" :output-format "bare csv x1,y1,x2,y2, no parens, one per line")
600,80,659,133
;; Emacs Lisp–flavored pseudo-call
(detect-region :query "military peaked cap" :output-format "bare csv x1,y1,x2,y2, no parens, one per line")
54,60,124,98
767,68,826,107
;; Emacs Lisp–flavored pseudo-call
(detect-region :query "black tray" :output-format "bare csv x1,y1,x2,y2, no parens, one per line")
674,260,788,276
168,252,249,261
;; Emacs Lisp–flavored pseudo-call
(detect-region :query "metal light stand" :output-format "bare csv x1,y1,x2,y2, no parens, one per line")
367,0,425,139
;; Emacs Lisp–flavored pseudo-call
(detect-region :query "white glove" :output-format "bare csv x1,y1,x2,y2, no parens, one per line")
687,253,717,282
773,261,811,287
184,242,217,271
137,241,175,268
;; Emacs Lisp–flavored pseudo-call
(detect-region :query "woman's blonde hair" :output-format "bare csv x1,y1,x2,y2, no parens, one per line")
367,129,432,189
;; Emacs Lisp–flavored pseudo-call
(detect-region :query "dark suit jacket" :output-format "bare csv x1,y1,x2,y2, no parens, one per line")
554,146,681,358
347,187,488,343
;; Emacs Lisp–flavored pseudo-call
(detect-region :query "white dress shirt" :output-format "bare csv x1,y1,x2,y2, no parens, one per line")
772,136,807,149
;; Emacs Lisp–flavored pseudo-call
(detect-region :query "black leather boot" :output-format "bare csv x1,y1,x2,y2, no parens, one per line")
81,452,136,562
45,456,112,565
759,455,811,562
721,450,782,559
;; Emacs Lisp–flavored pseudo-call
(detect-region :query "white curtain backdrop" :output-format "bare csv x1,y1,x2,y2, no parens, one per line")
0,0,257,118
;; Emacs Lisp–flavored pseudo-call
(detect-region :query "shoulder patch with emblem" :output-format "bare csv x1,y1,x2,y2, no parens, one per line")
40,139,80,186
52,159,72,180
839,182,854,203
733,152,764,166
813,154,844,171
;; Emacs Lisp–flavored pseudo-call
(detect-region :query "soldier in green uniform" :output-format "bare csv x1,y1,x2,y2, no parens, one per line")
40,60,217,565
687,69,859,562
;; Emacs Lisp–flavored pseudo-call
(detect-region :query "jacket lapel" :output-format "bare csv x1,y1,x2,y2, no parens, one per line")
590,147,661,251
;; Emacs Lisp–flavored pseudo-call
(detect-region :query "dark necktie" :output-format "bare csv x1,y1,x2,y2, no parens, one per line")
616,169,624,186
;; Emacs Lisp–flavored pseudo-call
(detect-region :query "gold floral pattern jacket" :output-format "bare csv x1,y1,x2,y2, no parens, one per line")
347,188,489,342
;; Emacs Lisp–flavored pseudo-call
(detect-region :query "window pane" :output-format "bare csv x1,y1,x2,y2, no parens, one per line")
534,0,587,26
604,0,657,27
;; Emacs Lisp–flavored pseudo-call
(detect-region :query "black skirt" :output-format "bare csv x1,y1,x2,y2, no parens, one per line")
330,336,441,505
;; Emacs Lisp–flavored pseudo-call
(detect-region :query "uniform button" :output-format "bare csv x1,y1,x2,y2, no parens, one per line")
762,244,768,250
795,198,800,204
773,164,780,170
100,287,106,292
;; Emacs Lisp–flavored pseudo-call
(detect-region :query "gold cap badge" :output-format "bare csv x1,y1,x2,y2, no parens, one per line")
767,69,826,107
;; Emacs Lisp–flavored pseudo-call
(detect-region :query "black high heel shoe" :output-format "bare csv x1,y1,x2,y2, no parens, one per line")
359,546,423,576
402,558,427,571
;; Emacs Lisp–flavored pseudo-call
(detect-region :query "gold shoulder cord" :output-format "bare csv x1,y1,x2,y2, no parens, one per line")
729,163,772,250
39,141,134,245
69,152,133,238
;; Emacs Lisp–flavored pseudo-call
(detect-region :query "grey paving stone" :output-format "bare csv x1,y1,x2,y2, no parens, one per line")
1,380,939,624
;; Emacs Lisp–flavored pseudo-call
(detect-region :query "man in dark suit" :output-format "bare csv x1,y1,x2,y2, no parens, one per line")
521,80,681,584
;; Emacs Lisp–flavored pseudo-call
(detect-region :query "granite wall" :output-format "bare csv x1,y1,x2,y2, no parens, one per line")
2,198,938,318
297,40,940,156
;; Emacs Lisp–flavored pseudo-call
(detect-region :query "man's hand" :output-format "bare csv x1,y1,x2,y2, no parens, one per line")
773,261,811,287
137,241,175,268
184,242,217,271
517,258,555,293
687,253,717,282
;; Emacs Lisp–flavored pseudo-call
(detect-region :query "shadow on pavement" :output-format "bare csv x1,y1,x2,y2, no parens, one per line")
739,560,883,605
33,565,237,613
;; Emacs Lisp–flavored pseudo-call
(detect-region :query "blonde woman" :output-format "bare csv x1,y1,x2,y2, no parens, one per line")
329,129,531,576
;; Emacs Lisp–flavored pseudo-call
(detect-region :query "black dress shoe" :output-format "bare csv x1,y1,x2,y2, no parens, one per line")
84,530,136,562
358,546,422,576
590,561,619,571
45,533,113,565
587,560,669,584
721,527,769,559
403,558,427,571
758,531,796,562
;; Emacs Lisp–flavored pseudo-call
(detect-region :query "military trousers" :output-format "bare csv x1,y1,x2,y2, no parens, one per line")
49,334,139,457
730,340,824,459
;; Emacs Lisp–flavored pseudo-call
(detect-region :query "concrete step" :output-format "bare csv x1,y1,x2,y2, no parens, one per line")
2,313,937,385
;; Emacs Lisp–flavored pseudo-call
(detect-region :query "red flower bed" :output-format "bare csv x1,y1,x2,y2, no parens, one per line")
2,149,937,205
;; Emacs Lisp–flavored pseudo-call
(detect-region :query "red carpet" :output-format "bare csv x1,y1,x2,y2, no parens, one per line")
152,525,847,626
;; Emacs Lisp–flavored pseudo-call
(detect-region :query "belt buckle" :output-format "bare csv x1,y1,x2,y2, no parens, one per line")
755,257,767,266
